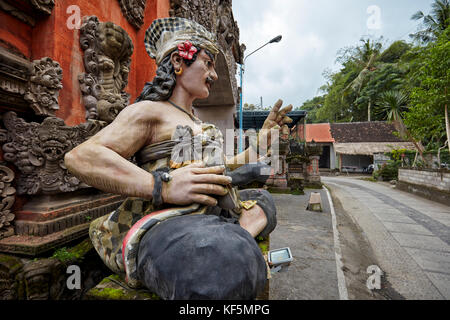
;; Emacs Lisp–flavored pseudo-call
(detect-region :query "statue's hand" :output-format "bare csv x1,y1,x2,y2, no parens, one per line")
161,163,232,207
258,99,293,150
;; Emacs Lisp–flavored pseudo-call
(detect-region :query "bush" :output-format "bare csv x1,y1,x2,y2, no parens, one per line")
378,160,401,181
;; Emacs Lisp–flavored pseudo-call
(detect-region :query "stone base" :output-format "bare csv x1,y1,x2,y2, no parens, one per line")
0,222,92,256
14,191,125,237
85,274,160,300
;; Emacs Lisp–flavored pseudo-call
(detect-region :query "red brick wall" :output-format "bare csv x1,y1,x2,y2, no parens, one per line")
0,0,170,125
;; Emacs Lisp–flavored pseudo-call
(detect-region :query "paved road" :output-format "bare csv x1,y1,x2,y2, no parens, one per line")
323,176,450,300
269,190,341,300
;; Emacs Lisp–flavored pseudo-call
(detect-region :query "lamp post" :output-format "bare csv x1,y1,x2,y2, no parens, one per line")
238,35,282,153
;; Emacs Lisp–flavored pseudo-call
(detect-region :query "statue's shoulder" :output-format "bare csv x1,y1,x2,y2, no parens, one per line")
121,100,166,122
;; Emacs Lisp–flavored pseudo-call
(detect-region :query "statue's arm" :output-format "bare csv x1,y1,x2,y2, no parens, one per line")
65,103,156,199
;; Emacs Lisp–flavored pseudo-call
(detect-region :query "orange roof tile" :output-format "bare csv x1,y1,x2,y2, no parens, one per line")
306,123,334,143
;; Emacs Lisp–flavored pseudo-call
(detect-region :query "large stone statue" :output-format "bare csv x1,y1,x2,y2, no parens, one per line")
65,17,293,300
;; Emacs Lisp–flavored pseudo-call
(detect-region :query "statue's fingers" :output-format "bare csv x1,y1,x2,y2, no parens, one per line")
281,124,290,135
267,99,283,121
280,104,293,115
282,116,293,124
276,105,293,122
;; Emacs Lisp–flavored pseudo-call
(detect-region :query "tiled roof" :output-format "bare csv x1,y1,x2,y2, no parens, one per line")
330,122,405,143
306,124,334,143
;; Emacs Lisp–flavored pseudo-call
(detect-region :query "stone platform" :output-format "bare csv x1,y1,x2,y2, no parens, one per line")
0,191,125,256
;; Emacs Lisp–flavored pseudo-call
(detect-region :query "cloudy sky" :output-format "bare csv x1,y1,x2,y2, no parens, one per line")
232,0,435,109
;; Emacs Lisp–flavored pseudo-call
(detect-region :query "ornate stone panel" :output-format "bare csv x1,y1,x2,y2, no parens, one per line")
118,0,147,29
0,47,32,113
0,0,55,26
29,0,55,15
0,162,15,240
0,111,102,196
24,57,63,116
79,16,134,123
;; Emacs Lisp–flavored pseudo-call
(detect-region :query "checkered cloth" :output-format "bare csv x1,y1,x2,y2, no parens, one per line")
144,17,220,65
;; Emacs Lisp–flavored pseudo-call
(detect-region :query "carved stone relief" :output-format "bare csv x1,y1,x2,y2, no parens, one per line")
0,46,32,112
79,16,134,124
0,162,15,239
0,112,102,196
24,57,63,116
169,0,244,63
29,0,55,15
118,0,147,29
0,0,55,27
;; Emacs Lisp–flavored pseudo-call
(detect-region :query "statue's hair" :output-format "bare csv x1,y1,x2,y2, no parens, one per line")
136,48,214,102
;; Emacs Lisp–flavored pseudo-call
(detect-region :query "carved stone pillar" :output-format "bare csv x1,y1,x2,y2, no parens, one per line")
118,0,147,29
79,16,134,124
0,163,15,240
24,57,63,116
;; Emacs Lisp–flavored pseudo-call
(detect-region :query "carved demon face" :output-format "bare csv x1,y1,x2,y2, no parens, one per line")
37,118,71,161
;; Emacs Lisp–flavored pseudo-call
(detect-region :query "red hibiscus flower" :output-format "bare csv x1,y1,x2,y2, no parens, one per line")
177,41,198,60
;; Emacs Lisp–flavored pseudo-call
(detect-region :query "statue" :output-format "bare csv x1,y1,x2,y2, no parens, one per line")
65,17,293,300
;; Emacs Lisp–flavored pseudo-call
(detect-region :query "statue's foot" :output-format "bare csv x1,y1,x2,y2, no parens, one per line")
239,205,267,238
238,189,277,239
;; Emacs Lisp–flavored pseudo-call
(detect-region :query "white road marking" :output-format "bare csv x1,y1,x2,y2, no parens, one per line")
324,186,349,300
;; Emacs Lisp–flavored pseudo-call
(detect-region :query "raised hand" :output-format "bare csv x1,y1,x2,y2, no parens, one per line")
258,99,293,150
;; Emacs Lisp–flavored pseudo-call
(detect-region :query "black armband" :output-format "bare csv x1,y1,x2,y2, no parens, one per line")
150,170,172,207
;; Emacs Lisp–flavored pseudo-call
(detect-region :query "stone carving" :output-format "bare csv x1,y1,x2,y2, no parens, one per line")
118,0,147,29
24,57,63,116
0,162,15,239
79,16,134,124
29,0,55,15
0,112,101,195
169,0,244,63
0,46,32,112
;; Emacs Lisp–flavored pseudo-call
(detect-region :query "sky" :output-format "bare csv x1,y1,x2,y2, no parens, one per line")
232,0,435,109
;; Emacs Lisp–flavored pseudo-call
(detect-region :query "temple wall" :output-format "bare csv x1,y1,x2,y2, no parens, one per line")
0,0,170,126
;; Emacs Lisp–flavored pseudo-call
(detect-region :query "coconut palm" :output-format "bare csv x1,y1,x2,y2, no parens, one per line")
410,0,450,43
342,39,383,121
376,90,425,160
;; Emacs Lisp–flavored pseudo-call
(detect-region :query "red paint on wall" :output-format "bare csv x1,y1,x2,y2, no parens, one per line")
1,0,170,126
0,10,33,58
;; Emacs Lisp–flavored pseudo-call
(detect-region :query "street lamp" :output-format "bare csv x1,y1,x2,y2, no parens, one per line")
238,35,282,153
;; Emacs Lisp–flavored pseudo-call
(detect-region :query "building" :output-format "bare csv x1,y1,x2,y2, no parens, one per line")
297,122,417,173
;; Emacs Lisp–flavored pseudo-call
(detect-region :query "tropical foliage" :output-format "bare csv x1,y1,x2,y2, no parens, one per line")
299,0,450,153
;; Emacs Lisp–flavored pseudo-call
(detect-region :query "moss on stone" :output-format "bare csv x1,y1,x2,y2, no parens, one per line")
51,238,93,263
0,254,23,272
87,274,160,300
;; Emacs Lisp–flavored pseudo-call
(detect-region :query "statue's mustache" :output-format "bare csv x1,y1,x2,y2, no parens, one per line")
206,76,215,87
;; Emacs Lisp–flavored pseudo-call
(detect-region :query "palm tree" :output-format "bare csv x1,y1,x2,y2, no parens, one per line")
376,90,425,161
342,38,383,121
410,0,450,43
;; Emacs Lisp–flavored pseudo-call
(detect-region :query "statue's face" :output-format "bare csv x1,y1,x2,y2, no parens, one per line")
178,50,218,100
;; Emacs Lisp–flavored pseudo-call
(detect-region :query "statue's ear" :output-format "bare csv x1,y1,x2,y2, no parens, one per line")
170,51,183,70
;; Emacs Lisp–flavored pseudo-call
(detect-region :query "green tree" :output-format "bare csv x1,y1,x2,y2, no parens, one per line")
298,96,325,123
404,26,450,152
376,90,426,158
410,0,450,43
